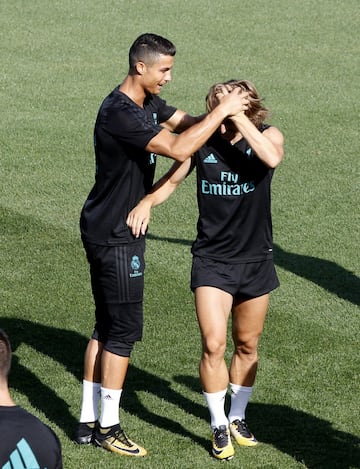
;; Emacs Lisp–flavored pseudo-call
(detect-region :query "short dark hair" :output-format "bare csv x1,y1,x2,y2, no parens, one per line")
0,329,12,379
129,33,176,72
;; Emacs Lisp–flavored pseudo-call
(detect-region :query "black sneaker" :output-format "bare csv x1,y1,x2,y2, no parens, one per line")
94,424,147,457
73,421,98,445
230,419,258,446
211,425,235,460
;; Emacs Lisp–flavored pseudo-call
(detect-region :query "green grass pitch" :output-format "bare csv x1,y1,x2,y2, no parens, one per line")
1,1,359,467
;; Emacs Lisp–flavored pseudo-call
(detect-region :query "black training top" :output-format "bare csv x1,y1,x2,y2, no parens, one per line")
191,124,275,263
80,87,177,245
0,406,62,469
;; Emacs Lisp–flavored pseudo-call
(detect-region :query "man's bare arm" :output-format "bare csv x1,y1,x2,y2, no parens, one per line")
126,158,193,238
161,110,205,133
146,88,249,161
231,113,284,168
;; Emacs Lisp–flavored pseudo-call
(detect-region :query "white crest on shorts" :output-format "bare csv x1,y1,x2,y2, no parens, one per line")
131,255,141,271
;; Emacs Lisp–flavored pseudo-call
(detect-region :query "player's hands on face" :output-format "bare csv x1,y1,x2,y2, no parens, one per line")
217,86,249,117
126,199,152,238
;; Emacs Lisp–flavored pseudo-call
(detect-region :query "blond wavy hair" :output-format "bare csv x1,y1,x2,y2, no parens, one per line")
206,79,270,128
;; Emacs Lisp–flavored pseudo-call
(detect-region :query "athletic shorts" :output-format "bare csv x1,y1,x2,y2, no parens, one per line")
83,241,145,354
191,256,279,300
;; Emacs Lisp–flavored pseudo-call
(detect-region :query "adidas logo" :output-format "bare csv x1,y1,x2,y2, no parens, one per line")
203,153,218,164
5,438,40,469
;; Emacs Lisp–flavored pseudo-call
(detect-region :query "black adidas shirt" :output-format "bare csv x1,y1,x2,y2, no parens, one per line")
80,87,177,245
192,124,275,263
0,406,62,468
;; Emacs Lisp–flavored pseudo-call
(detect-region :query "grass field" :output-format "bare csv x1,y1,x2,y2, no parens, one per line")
1,0,359,468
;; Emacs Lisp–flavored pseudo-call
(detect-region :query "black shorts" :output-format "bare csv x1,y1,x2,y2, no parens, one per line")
191,256,279,300
83,241,145,354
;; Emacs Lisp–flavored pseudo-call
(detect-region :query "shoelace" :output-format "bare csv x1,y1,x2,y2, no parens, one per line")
234,419,252,438
214,428,229,448
113,429,132,447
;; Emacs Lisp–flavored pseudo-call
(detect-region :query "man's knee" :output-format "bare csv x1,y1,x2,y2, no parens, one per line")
203,336,227,358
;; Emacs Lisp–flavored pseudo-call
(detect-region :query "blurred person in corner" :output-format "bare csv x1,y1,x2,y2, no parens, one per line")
0,328,62,468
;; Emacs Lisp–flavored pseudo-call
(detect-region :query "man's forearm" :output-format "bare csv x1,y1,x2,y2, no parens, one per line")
231,114,284,168
174,113,206,133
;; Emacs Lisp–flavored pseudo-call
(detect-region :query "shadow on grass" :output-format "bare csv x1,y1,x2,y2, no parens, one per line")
1,318,359,466
274,244,360,306
0,319,209,448
1,205,358,465
1,318,85,437
147,234,360,306
174,375,360,469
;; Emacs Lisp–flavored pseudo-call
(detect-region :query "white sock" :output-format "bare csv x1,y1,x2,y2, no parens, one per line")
203,389,228,430
79,379,101,423
99,387,122,428
228,383,253,423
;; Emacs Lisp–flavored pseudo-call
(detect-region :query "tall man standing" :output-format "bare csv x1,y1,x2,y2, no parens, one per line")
74,33,249,457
